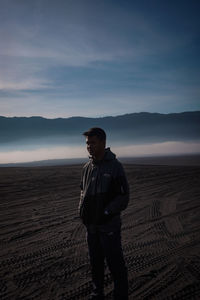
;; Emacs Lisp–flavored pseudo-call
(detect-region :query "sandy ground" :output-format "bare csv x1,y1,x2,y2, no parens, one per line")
0,161,200,299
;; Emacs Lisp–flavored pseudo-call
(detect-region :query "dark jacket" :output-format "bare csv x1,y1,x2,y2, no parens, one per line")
78,147,129,232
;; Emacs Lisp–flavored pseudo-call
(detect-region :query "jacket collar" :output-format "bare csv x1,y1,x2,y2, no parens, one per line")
89,147,116,165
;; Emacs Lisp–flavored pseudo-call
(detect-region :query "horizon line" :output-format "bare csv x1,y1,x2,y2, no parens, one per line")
0,110,200,120
1,152,200,167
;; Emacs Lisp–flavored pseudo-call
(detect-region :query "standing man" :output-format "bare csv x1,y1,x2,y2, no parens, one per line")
79,127,129,300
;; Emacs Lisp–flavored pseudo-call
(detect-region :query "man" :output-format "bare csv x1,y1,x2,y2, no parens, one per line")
78,127,129,300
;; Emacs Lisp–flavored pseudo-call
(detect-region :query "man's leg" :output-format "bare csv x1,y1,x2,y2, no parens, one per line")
100,230,128,300
87,230,105,298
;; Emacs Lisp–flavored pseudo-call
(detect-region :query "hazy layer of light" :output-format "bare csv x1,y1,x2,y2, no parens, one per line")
0,141,200,164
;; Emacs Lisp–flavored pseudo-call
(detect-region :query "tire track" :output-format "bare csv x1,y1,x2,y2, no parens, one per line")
1,164,200,299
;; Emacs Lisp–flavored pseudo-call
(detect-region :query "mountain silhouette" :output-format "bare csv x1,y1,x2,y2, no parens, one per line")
0,111,200,145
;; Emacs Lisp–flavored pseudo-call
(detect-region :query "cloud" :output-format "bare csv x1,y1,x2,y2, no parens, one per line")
0,77,52,91
0,0,199,116
1,0,194,65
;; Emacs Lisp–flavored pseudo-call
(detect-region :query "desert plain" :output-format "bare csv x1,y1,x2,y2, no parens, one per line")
0,157,200,299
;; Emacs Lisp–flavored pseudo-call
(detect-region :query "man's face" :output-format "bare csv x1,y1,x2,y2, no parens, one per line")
86,135,105,158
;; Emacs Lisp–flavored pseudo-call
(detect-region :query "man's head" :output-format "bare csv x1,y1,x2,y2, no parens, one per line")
83,127,106,160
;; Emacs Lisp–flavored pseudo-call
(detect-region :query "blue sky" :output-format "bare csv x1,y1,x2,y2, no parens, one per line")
0,0,200,118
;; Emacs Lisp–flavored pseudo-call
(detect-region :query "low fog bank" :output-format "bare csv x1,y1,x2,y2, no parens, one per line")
1,154,200,167
0,141,200,166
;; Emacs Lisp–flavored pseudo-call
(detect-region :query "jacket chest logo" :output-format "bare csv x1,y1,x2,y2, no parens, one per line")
103,173,111,178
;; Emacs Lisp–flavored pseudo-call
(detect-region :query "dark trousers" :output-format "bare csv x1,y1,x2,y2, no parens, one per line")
86,229,128,300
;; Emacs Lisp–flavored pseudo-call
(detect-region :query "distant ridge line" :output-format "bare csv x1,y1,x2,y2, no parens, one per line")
0,110,200,120
0,111,200,144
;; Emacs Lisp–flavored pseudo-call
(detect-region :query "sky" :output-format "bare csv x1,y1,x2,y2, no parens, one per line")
0,0,200,118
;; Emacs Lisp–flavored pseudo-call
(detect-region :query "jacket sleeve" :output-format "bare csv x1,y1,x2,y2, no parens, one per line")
105,162,129,215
